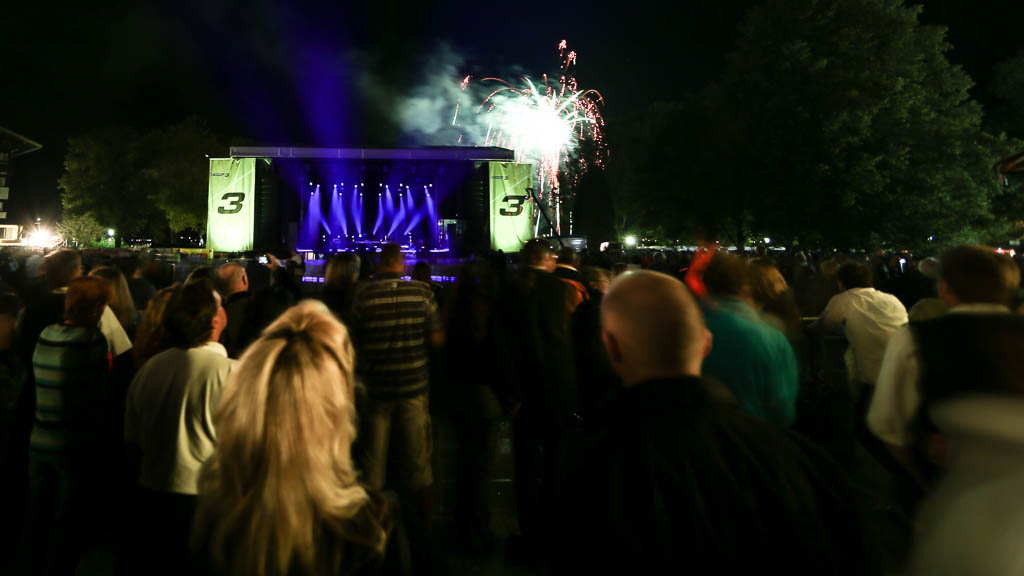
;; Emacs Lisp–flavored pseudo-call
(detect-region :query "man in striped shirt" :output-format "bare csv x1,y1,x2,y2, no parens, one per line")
352,244,443,493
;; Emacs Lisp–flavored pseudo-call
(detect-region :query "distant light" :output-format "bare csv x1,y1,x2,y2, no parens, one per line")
27,228,56,248
107,229,115,237
763,237,771,244
624,236,637,247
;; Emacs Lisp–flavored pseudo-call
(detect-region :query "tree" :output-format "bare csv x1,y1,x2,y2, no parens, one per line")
143,116,230,234
990,49,1024,138
59,126,157,245
56,212,108,247
608,0,1017,250
60,118,232,245
713,0,1012,249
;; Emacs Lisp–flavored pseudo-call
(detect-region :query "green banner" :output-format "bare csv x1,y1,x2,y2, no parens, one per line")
489,162,535,252
207,158,256,252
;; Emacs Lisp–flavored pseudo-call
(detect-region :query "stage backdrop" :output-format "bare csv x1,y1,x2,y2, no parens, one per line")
488,162,534,252
208,158,256,252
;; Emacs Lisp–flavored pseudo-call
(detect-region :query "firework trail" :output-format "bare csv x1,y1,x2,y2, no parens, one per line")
455,40,606,235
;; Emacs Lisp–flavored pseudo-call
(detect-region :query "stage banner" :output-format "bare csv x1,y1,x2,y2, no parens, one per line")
489,162,534,252
207,158,256,252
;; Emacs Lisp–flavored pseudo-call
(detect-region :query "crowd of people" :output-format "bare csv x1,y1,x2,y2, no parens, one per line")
1,240,1022,575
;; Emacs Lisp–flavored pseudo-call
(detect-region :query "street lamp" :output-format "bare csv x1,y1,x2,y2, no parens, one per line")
624,235,637,247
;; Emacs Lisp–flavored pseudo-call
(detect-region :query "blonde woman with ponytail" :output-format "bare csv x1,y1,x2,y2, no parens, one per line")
192,300,400,576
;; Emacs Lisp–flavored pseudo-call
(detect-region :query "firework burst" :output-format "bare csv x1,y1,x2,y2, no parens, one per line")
455,40,606,235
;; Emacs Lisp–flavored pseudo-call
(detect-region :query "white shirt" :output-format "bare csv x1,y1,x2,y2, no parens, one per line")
908,395,1024,576
867,303,1011,447
819,287,908,385
124,341,235,494
99,305,132,356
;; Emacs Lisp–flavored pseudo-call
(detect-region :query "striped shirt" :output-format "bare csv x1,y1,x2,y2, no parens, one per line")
29,324,110,455
352,273,440,399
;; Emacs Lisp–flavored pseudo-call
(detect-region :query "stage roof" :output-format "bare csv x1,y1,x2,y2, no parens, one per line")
229,146,515,161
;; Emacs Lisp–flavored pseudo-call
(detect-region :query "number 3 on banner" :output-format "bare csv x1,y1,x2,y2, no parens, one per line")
218,192,245,214
499,195,528,217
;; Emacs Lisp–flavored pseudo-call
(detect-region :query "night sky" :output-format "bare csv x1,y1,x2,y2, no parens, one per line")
3,0,1023,226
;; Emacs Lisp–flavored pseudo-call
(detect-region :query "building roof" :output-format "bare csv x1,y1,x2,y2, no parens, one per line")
229,146,515,161
0,126,42,157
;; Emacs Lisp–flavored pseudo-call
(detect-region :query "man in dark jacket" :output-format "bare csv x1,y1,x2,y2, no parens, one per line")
566,270,874,574
500,239,578,564
216,262,250,358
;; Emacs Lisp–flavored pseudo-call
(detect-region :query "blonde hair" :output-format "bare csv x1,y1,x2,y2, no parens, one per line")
89,266,136,329
192,300,381,575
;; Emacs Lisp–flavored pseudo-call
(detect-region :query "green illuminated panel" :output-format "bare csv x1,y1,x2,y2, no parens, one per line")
489,162,535,252
208,158,255,252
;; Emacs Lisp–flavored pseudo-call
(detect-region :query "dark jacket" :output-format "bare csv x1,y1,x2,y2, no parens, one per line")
500,266,578,421
568,376,874,575
219,291,251,359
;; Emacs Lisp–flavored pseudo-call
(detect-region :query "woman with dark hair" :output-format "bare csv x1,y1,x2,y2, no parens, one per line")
26,276,112,574
321,253,361,326
133,283,181,370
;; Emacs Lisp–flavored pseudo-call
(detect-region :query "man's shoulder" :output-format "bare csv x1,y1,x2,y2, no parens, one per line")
145,344,232,372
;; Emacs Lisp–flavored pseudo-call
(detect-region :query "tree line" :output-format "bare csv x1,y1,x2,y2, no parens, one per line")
584,0,1024,251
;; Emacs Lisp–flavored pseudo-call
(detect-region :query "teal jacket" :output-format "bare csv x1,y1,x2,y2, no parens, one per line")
701,296,799,427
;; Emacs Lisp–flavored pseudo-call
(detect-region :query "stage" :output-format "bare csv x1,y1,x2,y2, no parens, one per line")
207,146,535,259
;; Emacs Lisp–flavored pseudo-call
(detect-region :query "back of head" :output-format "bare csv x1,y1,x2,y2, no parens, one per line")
217,263,247,297
819,257,840,279
164,283,218,348
324,253,360,290
583,266,611,293
186,266,218,290
378,243,403,271
748,260,788,307
42,249,82,290
919,257,941,280
115,255,141,279
134,283,181,368
602,270,706,382
411,261,432,284
90,266,136,328
837,261,873,290
940,245,1014,306
194,300,374,575
558,246,578,268
703,252,749,298
523,239,554,267
65,276,111,327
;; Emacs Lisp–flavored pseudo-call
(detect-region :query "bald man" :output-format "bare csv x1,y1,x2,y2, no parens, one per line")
565,271,872,574
216,262,250,358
